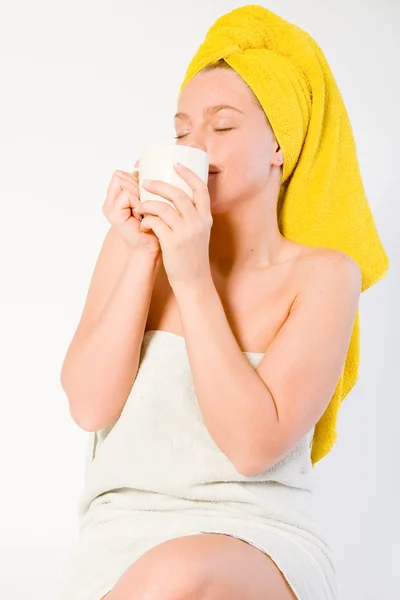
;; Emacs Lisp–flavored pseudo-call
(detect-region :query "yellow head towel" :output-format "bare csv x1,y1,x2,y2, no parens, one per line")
178,5,390,465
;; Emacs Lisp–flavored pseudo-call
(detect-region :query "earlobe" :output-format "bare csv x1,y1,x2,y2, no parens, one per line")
271,143,284,167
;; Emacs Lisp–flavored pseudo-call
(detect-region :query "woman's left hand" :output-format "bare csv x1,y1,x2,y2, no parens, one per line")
133,163,213,289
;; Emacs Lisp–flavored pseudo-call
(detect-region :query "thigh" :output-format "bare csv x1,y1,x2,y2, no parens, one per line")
103,533,297,600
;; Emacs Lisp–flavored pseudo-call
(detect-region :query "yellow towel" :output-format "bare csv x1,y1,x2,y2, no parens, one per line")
178,5,390,465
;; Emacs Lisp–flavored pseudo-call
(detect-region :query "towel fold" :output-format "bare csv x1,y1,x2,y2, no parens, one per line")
178,5,390,465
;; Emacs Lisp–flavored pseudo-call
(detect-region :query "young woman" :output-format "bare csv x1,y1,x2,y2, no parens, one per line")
58,6,389,600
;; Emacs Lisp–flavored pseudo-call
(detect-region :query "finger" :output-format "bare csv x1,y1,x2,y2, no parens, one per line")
140,180,196,223
115,188,142,220
106,172,138,203
140,215,171,245
172,163,210,217
106,188,138,223
104,174,140,213
115,170,139,185
134,200,182,230
131,161,140,182
115,188,140,217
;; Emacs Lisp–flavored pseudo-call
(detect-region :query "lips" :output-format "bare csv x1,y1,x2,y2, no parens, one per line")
208,166,221,175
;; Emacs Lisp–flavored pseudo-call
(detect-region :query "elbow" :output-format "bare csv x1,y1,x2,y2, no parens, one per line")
69,406,120,432
235,460,268,477
233,444,280,477
61,383,97,432
236,458,277,477
66,392,109,432
69,406,98,432
62,379,121,433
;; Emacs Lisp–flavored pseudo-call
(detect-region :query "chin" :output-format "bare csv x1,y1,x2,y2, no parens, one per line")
208,193,232,215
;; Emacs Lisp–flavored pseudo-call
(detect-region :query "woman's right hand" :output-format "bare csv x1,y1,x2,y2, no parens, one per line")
102,161,161,258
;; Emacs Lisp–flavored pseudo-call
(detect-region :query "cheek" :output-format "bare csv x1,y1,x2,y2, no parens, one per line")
228,135,265,170
223,143,251,175
225,152,262,188
214,136,269,191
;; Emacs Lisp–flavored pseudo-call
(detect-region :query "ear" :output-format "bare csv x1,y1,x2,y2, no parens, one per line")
272,146,284,167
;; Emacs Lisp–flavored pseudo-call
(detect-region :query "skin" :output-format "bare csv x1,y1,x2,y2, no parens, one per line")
174,67,301,278
97,68,318,600
99,533,297,600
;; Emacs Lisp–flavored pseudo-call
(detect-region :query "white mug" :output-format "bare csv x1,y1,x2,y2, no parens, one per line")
132,144,209,210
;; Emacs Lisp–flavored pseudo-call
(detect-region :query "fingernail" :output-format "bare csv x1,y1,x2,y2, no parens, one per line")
142,179,150,186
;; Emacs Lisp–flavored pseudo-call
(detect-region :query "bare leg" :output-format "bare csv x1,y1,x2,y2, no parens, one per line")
100,533,297,600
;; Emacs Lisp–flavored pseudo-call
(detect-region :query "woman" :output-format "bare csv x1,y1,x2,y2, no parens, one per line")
58,6,389,600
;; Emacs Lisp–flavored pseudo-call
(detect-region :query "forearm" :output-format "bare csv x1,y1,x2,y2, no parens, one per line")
62,252,161,431
173,277,279,476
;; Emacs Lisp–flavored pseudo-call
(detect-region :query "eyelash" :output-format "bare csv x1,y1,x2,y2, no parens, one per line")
174,128,233,140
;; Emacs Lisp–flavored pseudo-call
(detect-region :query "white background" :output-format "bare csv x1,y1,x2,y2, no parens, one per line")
0,1,398,598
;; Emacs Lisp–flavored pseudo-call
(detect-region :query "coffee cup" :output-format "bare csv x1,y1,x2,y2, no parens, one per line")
132,144,209,211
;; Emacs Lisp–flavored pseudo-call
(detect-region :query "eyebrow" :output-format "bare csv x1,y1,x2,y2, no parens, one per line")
174,105,245,120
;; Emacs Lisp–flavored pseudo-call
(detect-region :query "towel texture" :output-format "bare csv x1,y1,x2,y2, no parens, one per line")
57,330,336,600
178,5,389,465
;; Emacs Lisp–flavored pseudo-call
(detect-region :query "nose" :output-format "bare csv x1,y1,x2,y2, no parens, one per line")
185,142,207,154
175,128,212,159
178,139,218,173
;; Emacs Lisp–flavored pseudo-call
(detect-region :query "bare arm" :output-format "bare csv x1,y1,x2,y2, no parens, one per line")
60,232,161,432
172,250,361,476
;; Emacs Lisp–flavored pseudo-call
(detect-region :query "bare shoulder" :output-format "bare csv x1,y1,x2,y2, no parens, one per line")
294,245,362,300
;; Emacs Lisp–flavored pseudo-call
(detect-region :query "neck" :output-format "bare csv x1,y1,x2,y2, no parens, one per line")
208,192,286,277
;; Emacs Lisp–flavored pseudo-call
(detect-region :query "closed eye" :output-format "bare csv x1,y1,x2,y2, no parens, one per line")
174,128,234,140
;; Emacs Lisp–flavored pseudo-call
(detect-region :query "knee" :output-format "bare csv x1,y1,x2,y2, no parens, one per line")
140,558,206,600
110,551,208,600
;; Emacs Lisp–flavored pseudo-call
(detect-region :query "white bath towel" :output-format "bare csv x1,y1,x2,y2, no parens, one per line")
56,330,337,600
